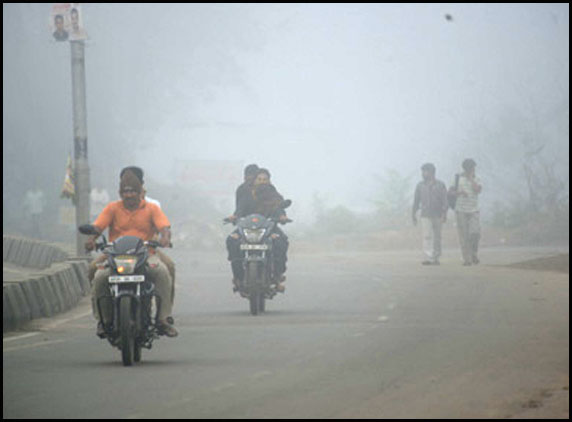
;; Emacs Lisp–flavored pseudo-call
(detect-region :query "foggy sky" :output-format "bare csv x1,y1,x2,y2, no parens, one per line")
3,3,569,222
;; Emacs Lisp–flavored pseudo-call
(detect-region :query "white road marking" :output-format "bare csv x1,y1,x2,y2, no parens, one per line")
3,339,65,353
3,332,41,343
377,316,390,322
3,309,92,344
211,382,236,392
251,370,273,379
41,310,93,330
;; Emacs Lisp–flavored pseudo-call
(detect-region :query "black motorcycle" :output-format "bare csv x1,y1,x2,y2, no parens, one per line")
79,224,170,366
225,201,292,315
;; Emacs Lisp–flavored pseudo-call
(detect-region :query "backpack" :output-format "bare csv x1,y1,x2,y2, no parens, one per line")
447,174,460,210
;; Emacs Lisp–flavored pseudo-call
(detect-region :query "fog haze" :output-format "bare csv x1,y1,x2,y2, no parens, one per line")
3,3,569,233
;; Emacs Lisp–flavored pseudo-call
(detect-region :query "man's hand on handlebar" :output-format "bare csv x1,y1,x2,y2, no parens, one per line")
159,227,172,248
278,215,293,224
224,215,238,224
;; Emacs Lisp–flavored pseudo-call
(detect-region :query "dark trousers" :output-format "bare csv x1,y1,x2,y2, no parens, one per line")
226,228,289,281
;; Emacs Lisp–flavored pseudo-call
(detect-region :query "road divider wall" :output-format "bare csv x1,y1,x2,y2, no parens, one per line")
3,236,90,332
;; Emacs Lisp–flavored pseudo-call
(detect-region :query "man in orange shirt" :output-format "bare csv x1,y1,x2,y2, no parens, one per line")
86,170,177,337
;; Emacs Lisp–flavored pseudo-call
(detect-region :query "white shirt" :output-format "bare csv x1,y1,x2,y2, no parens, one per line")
90,188,110,215
455,174,481,213
145,196,161,209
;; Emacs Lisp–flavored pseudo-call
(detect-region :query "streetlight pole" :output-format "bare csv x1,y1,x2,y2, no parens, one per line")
70,40,90,256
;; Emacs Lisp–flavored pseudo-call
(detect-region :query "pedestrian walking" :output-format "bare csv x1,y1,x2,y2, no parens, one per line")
450,159,482,266
412,163,448,265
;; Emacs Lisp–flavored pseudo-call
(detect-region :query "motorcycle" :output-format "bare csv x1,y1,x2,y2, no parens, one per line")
224,200,292,315
79,224,171,366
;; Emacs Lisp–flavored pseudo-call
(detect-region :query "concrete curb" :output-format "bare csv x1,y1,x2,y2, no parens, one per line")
16,278,44,320
3,236,9,261
3,236,69,269
3,236,91,332
3,283,32,331
28,275,58,318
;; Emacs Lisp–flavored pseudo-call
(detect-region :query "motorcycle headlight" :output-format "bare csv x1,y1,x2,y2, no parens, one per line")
113,255,138,274
243,228,266,243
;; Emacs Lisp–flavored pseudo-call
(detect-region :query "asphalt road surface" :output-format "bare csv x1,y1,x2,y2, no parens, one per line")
3,246,569,419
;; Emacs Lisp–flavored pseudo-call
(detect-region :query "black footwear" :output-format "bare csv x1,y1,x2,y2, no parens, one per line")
423,260,440,266
232,278,241,292
96,322,108,338
158,321,178,338
463,261,472,266
472,257,480,265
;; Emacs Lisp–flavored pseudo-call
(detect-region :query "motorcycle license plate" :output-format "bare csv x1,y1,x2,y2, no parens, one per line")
240,244,268,250
108,275,145,283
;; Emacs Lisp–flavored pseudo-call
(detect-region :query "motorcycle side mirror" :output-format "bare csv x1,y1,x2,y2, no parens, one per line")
78,224,99,236
281,199,292,209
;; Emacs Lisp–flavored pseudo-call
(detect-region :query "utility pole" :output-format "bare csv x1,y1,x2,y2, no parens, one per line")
71,39,90,256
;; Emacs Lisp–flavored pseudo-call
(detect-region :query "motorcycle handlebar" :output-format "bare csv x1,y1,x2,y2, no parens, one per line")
144,240,173,249
86,241,111,254
86,240,172,254
223,217,293,225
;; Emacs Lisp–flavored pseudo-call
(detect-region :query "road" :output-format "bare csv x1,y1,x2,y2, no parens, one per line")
3,246,569,419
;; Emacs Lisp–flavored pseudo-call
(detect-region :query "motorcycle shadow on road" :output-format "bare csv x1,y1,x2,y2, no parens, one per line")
74,356,240,368
70,359,192,368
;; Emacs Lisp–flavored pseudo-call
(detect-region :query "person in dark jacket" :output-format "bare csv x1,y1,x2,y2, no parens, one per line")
226,164,259,222
226,164,259,289
412,163,449,265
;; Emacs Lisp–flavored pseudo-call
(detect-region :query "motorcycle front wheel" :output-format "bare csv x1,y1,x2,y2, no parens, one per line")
247,261,261,315
249,291,259,315
134,343,142,363
120,297,135,366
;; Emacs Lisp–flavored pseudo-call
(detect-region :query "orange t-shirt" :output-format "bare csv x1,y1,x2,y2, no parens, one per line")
93,200,170,242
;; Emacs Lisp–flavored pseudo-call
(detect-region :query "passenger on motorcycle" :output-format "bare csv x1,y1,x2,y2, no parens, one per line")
251,169,289,291
121,166,176,304
85,169,178,337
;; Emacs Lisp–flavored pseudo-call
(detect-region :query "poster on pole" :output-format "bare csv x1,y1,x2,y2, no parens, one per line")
50,3,87,42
